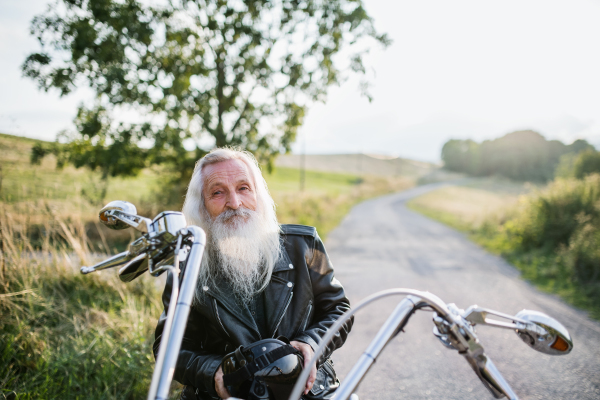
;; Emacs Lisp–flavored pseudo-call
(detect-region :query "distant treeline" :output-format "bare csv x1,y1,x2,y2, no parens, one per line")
442,130,595,181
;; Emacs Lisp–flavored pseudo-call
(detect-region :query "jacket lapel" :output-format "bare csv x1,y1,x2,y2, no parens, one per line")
204,278,259,337
264,245,295,338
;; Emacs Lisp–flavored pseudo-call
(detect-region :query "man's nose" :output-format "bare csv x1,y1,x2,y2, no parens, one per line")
226,191,242,209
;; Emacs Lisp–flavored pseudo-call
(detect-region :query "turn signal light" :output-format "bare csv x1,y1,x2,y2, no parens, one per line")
550,336,569,352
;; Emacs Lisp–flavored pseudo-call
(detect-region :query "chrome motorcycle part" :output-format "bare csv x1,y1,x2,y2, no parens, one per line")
514,310,573,355
463,351,517,400
463,306,527,329
118,253,149,282
150,211,187,239
154,226,206,400
291,289,573,400
147,265,179,400
290,289,452,400
80,250,132,274
99,200,153,232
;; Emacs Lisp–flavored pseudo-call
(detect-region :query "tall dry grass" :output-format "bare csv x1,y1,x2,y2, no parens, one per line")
0,203,168,399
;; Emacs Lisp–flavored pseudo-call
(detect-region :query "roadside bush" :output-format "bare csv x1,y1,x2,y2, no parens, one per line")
562,218,600,284
503,175,600,251
573,150,600,179
483,174,600,317
555,150,600,179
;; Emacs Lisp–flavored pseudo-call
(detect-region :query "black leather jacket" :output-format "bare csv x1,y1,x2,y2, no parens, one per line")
154,224,353,400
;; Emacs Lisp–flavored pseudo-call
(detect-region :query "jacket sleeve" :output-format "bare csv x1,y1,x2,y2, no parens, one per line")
292,233,353,365
153,270,222,398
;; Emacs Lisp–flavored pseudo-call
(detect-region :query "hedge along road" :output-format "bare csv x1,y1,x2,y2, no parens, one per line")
326,182,600,400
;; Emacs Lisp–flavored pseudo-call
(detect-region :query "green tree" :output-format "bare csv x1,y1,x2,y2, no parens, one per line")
24,0,389,197
441,131,595,182
573,150,600,179
441,139,480,174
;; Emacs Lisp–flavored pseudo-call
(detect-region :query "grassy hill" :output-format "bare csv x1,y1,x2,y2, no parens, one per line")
275,153,435,177
0,132,419,241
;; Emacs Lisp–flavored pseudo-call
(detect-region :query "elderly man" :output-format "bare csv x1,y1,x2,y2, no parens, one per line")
154,148,353,400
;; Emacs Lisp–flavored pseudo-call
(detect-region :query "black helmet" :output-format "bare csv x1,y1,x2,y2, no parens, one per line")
221,338,304,400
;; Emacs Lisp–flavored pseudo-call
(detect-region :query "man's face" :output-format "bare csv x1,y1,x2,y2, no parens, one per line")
202,159,258,220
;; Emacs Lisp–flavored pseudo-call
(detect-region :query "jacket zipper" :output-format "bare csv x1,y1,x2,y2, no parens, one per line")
301,301,313,332
213,299,231,338
271,291,293,338
252,313,263,340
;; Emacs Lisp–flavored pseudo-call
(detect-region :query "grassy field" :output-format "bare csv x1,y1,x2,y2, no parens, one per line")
275,153,435,177
407,176,600,320
407,178,533,232
0,132,417,399
0,132,414,241
270,168,414,238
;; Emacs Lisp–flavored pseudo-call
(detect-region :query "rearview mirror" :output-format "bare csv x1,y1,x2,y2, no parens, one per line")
99,200,151,233
514,310,573,355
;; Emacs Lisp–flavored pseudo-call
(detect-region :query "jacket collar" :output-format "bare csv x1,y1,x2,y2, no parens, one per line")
272,241,294,273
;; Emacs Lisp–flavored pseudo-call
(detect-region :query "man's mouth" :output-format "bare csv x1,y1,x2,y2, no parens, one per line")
218,208,253,224
223,214,248,223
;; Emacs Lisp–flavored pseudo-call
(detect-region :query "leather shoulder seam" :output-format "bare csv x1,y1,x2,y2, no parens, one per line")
280,224,317,238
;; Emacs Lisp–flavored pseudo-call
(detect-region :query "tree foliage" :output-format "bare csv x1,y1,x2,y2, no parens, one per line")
572,150,600,179
24,0,389,181
442,131,595,181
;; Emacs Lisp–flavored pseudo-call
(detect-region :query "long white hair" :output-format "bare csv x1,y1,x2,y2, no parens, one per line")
182,148,281,302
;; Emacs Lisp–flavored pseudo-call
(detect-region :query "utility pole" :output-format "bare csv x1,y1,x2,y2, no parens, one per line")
300,136,306,192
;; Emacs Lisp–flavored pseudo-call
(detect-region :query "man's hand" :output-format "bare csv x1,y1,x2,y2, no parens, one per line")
214,365,231,399
290,340,318,395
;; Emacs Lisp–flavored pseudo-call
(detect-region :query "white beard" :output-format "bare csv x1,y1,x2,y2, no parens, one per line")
197,207,281,303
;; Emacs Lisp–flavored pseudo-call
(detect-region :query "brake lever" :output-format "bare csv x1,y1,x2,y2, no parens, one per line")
463,306,527,329
80,250,132,274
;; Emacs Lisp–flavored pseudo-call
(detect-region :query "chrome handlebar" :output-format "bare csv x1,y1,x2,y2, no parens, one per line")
291,289,573,400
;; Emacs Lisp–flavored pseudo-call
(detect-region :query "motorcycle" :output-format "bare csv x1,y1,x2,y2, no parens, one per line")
81,201,573,400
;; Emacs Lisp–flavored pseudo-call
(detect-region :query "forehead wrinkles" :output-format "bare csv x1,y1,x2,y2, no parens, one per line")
202,160,253,191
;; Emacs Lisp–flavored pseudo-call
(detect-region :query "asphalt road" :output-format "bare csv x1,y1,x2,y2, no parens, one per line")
326,183,600,400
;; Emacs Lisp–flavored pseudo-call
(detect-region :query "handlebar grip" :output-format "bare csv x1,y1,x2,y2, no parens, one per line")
80,251,131,274
464,353,518,400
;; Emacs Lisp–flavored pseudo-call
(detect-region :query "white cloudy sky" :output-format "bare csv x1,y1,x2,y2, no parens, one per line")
1,0,600,162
